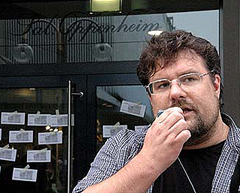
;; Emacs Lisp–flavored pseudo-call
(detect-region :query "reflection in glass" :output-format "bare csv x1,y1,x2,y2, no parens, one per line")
0,9,218,64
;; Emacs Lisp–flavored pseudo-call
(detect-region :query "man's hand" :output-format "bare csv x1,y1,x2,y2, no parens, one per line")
82,107,191,193
138,107,191,175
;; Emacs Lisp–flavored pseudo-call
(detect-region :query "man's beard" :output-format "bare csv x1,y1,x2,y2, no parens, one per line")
184,115,213,146
171,97,220,147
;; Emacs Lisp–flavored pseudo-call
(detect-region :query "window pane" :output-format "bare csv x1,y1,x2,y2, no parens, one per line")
0,10,219,64
168,10,219,51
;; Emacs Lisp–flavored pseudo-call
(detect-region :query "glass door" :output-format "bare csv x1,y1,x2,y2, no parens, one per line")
0,76,86,193
87,74,154,163
95,84,153,151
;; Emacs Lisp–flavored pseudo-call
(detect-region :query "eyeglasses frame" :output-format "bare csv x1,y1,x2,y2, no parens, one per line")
145,70,214,95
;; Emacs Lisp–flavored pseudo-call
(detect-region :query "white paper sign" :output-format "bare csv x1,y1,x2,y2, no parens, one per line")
1,112,25,125
0,148,17,162
0,129,2,141
134,125,150,132
120,100,146,118
38,132,62,145
51,114,68,127
12,168,38,182
27,150,51,163
9,130,33,143
103,125,127,138
28,114,52,126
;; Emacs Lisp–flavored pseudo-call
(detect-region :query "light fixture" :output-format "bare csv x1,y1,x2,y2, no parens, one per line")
148,30,163,36
54,128,59,132
12,43,33,63
45,125,51,130
91,0,122,13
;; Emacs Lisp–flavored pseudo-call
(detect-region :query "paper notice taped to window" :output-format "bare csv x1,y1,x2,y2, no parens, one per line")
12,167,38,182
27,149,51,163
28,113,52,126
120,100,146,117
0,147,17,162
51,114,68,127
1,112,25,125
134,125,150,132
103,124,127,138
38,132,62,145
9,130,33,143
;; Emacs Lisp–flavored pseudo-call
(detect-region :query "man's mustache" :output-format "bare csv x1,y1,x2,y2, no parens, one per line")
171,100,197,112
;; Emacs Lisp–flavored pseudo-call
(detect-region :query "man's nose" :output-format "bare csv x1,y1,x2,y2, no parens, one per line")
169,81,187,100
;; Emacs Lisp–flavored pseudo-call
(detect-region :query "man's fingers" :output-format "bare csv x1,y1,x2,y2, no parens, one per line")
157,107,183,124
175,129,191,144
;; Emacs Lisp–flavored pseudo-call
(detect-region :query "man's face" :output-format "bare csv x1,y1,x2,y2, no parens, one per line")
148,50,221,146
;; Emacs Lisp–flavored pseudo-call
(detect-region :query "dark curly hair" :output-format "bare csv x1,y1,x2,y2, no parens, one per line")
137,30,223,101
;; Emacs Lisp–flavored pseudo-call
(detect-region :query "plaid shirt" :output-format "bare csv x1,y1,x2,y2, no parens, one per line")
73,113,240,193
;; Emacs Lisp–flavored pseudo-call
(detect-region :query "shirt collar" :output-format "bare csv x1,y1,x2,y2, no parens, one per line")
222,113,240,152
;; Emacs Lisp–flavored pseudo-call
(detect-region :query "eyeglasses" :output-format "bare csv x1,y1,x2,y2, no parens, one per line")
146,71,213,95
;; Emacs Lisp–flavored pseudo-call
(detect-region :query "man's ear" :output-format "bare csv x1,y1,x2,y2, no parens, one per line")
213,74,221,99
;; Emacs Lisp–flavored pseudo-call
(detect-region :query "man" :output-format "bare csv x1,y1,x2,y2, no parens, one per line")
72,30,240,193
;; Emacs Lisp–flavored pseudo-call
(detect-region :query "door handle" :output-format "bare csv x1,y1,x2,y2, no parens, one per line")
71,92,84,97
